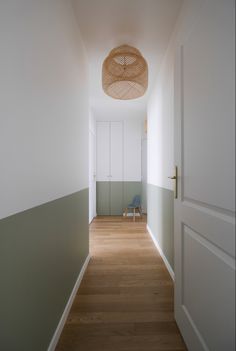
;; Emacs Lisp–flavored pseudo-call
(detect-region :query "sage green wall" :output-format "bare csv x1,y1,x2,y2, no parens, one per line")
0,189,89,351
147,184,174,270
142,181,147,213
97,182,142,215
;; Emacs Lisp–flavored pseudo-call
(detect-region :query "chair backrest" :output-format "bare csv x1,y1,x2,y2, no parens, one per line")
132,195,141,207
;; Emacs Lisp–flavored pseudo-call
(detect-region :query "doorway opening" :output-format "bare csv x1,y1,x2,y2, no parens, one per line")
89,116,147,222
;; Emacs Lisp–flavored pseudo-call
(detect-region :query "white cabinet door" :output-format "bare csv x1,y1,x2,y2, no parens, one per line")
96,122,110,181
124,119,141,181
96,121,123,181
174,1,235,350
110,121,123,181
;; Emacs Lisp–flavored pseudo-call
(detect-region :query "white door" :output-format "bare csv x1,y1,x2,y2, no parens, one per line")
174,1,235,351
89,130,96,223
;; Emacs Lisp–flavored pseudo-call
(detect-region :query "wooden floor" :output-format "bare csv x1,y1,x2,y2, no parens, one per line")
56,216,187,351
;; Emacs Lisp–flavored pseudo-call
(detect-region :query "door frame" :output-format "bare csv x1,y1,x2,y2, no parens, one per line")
89,128,96,223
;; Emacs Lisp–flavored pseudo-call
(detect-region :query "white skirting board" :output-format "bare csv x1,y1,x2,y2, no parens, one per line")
146,225,175,281
47,254,91,351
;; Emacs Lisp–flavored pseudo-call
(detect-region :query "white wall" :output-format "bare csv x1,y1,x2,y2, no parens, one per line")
147,28,175,190
147,0,206,191
0,0,89,219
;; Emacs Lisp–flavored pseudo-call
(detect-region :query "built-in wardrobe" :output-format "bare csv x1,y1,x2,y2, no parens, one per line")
96,120,142,215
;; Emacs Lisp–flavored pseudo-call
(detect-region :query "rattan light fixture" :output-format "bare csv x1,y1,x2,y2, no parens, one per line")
102,45,148,100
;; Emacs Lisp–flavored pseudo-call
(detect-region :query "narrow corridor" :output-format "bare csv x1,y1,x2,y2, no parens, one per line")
56,216,187,351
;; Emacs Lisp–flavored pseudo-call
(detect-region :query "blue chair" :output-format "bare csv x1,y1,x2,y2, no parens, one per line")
124,195,142,221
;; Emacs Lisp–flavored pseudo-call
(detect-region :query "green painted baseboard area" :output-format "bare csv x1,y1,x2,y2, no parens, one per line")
147,183,174,271
0,189,89,351
96,181,142,215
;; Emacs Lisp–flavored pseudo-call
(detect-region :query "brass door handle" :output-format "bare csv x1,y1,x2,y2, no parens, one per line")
168,166,178,199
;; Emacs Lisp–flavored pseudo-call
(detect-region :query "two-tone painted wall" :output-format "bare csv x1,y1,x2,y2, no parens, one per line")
147,0,206,275
147,22,177,273
0,1,89,350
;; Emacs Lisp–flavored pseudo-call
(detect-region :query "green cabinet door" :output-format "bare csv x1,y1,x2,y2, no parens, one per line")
110,182,124,215
96,182,110,215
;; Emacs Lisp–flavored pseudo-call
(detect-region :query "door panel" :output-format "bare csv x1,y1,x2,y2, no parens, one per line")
96,182,110,215
96,122,110,181
89,130,96,222
96,121,124,215
182,0,235,212
182,225,235,351
174,1,235,350
110,121,123,181
110,182,123,215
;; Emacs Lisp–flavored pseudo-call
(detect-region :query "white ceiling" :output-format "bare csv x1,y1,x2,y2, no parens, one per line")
73,0,183,118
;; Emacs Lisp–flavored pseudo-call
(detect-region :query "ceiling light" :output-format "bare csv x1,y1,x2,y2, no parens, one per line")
102,45,148,100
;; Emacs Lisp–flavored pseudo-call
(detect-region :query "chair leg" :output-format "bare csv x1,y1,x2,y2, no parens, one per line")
133,208,135,222
139,206,142,217
125,208,128,217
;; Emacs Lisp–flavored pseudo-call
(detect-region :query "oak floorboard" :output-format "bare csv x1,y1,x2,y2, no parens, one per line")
55,215,187,351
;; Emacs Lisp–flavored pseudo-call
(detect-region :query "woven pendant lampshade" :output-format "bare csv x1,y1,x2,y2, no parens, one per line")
102,45,148,100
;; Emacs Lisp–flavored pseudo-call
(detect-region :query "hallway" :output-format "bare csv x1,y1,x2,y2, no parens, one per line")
56,216,187,351
0,1,234,350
